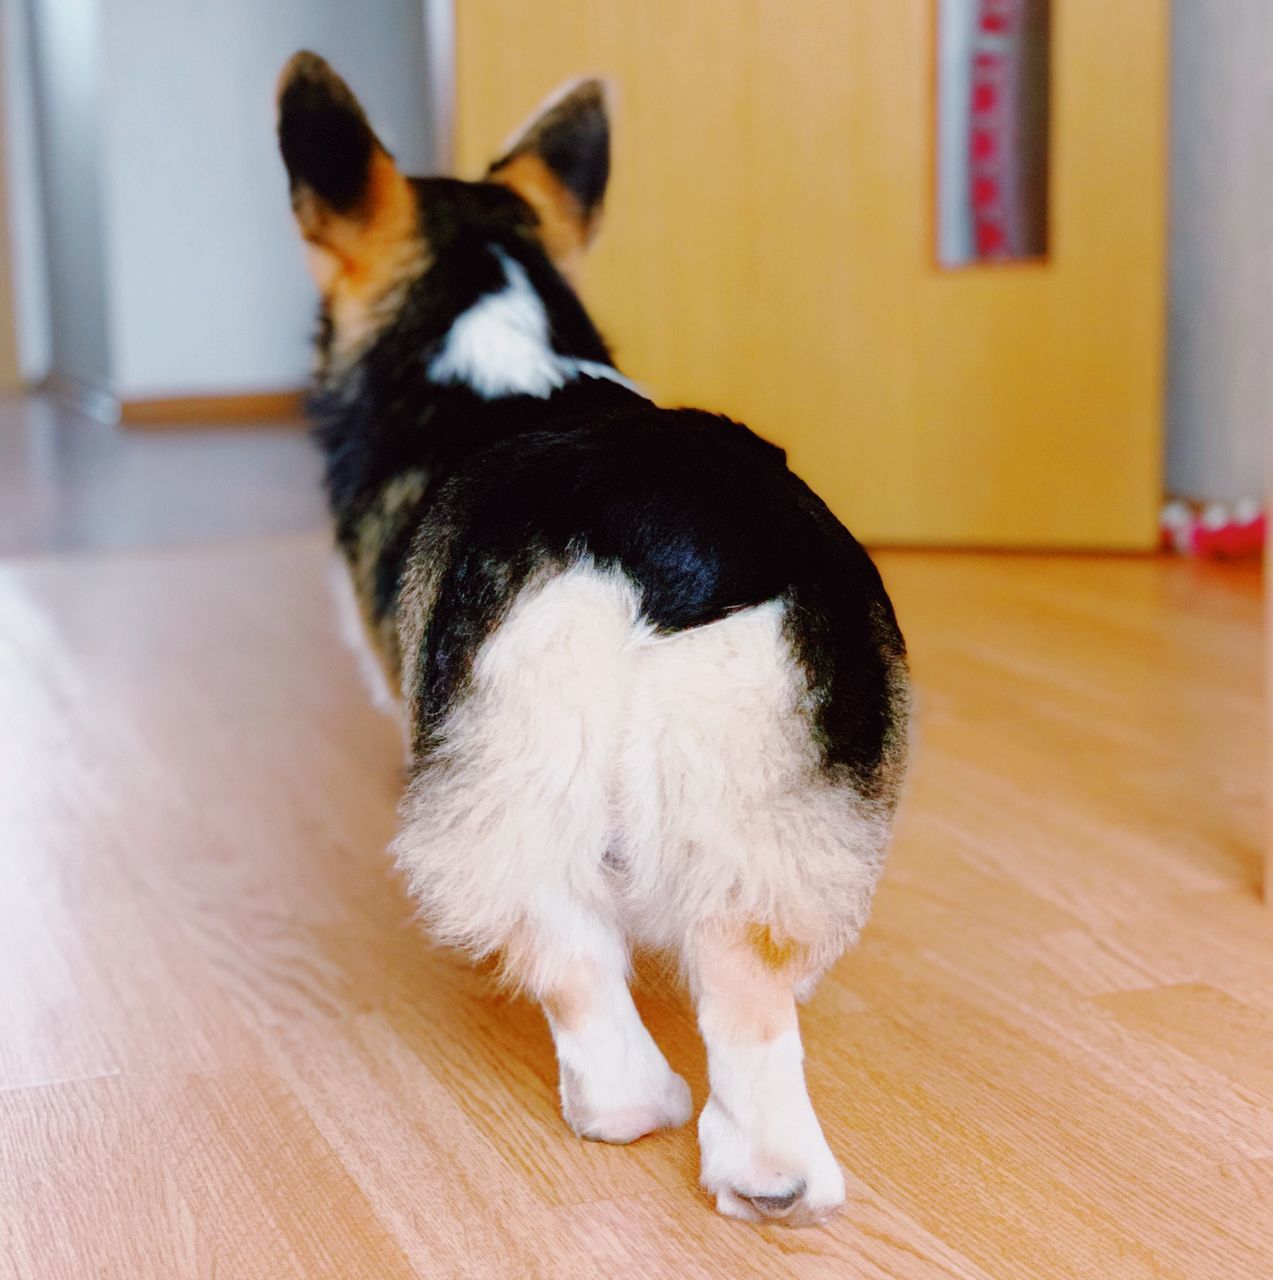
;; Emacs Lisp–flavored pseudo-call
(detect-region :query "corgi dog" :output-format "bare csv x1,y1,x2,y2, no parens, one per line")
276,52,908,1227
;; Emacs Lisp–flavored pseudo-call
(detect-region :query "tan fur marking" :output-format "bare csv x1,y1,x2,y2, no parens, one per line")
491,152,594,283
348,468,429,686
745,923,808,974
332,152,425,360
541,976,594,1033
294,149,427,368
697,925,808,1045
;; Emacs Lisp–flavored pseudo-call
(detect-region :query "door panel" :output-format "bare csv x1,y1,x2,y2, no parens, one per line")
453,0,1166,547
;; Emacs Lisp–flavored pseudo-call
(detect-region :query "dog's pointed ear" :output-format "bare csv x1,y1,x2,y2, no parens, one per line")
487,79,610,278
276,51,417,291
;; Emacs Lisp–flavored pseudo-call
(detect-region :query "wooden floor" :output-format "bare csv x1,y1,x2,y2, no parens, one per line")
0,394,324,556
0,525,1267,1278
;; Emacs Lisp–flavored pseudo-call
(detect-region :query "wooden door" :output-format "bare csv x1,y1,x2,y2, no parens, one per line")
452,1,1167,548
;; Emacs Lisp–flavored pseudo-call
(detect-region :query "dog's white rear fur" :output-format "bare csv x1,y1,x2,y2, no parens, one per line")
393,565,888,1222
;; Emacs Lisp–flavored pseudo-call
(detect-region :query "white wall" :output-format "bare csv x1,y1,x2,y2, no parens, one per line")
7,0,435,400
24,0,111,389
99,0,434,399
1167,0,1273,502
0,7,19,388
1,0,52,383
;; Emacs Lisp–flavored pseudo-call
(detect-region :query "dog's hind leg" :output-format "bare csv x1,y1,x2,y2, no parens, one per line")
504,899,692,1144
621,599,896,1223
691,923,845,1225
394,566,690,1143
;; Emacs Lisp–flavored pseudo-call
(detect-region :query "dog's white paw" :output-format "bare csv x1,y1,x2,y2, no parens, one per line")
698,1093,846,1226
561,1062,692,1144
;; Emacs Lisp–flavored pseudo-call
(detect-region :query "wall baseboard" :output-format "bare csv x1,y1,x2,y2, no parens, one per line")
39,376,308,429
119,389,306,428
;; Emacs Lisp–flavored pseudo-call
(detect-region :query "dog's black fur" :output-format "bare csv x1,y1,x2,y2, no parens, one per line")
306,176,905,791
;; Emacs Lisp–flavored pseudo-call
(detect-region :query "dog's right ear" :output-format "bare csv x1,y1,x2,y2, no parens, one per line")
276,51,418,295
487,79,610,281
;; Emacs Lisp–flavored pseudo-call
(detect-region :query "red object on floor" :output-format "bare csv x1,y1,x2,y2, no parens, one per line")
1161,500,1265,559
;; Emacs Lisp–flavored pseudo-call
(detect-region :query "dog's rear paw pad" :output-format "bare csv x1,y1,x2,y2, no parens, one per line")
699,1093,845,1227
738,1181,807,1216
713,1179,842,1227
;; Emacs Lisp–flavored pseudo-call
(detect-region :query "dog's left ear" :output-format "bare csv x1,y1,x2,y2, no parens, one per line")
487,79,610,279
276,51,418,296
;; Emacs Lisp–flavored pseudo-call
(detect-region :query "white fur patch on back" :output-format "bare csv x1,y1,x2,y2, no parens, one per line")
427,248,641,399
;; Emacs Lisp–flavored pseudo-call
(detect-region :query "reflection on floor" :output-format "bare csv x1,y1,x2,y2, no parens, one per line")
0,393,1266,1278
0,393,326,555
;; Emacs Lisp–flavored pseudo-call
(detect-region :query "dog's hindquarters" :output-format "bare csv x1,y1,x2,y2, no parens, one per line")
392,555,902,1212
394,561,895,985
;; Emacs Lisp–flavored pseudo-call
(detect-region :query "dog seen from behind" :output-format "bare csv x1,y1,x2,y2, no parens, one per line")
276,51,909,1226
